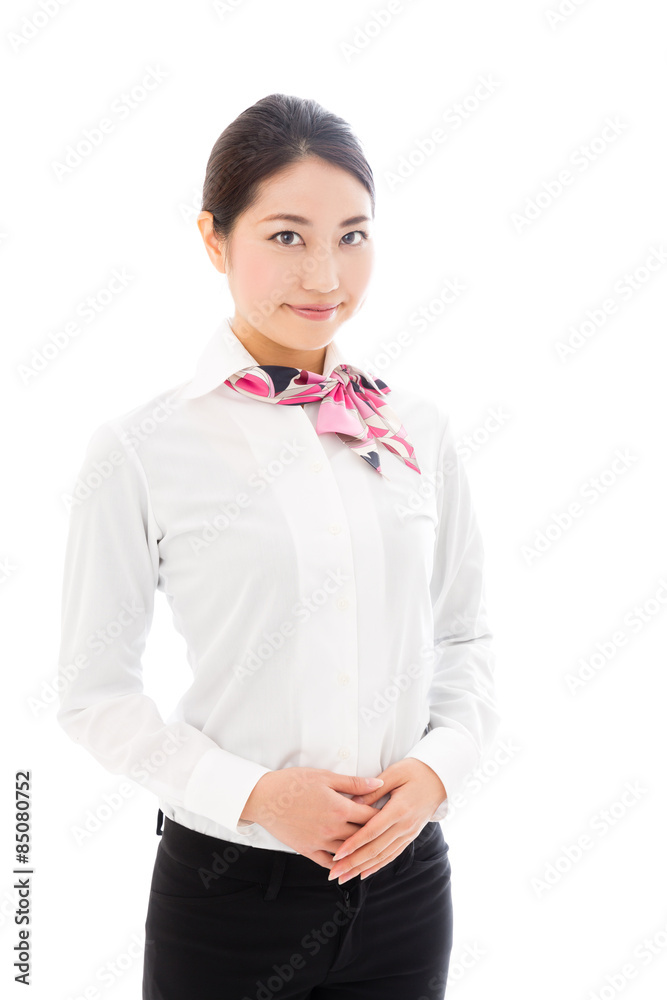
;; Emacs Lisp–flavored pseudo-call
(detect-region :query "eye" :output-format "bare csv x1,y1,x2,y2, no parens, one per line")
270,231,305,247
269,230,370,247
341,230,369,246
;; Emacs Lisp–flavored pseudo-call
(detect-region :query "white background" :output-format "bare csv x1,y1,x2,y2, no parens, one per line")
2,0,666,997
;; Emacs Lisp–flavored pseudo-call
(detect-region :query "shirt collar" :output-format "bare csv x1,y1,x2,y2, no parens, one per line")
176,316,352,400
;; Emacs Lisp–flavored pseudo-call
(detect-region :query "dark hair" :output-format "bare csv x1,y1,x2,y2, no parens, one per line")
201,93,375,254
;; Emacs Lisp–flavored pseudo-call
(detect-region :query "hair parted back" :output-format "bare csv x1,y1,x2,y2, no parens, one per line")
201,93,375,251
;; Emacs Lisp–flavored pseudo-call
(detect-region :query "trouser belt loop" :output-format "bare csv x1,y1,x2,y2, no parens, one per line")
156,808,164,836
263,851,287,900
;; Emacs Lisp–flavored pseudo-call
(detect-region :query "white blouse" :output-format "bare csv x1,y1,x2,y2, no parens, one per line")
57,317,500,852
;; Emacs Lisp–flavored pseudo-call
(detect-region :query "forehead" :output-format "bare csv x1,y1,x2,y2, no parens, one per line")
245,160,372,224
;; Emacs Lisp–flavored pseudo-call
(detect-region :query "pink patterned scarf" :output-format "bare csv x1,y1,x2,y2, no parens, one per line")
224,363,421,479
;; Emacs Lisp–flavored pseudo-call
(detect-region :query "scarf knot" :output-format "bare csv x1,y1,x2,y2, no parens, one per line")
224,362,421,479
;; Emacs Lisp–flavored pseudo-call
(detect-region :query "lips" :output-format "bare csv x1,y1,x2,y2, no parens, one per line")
287,303,339,321
290,302,337,307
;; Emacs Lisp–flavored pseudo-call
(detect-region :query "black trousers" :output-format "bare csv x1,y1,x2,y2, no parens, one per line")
143,809,453,999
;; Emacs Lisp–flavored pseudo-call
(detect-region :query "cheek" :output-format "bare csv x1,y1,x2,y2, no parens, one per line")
233,247,291,299
343,252,374,297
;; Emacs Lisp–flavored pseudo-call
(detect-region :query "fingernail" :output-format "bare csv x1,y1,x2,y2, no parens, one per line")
367,779,384,787
332,851,348,862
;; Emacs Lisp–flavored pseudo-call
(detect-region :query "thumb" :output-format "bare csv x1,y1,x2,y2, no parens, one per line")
329,773,384,795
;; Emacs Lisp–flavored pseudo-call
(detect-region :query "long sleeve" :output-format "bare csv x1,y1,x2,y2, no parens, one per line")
403,409,501,821
56,420,271,834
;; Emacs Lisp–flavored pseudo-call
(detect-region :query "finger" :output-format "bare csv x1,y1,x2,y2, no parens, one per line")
337,807,382,851
333,801,397,861
351,786,388,805
332,821,373,864
330,825,393,872
338,843,402,882
348,836,409,879
358,846,404,879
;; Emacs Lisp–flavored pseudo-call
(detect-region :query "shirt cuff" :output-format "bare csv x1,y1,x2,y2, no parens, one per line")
184,747,272,835
403,726,481,822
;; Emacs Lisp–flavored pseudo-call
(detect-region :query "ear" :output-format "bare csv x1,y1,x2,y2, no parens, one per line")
197,211,227,274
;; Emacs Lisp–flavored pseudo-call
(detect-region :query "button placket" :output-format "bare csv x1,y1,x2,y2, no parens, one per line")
288,405,360,775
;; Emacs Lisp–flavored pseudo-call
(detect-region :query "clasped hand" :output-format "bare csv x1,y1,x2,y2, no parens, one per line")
327,758,446,884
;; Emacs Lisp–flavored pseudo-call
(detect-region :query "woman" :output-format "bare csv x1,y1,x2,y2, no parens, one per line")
57,93,500,999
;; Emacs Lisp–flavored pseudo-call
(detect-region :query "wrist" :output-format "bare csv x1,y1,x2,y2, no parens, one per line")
239,771,274,823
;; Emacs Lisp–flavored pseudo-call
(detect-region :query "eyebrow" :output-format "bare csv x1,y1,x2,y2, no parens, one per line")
258,213,371,227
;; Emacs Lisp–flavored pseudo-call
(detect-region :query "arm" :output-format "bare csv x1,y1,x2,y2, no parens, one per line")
402,408,501,821
56,420,271,834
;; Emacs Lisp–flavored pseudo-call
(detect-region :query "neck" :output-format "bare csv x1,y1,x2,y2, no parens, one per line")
229,317,327,375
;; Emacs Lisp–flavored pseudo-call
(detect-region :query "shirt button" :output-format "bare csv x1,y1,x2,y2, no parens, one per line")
328,523,341,534
338,673,350,686
312,460,323,473
338,747,350,759
336,598,349,611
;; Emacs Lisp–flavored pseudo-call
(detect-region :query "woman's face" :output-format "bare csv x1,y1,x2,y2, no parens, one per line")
198,155,375,354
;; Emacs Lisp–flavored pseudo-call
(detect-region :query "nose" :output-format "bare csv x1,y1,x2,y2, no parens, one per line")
299,243,340,295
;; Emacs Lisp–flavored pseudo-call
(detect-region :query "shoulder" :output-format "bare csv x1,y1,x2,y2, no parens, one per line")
80,377,191,460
